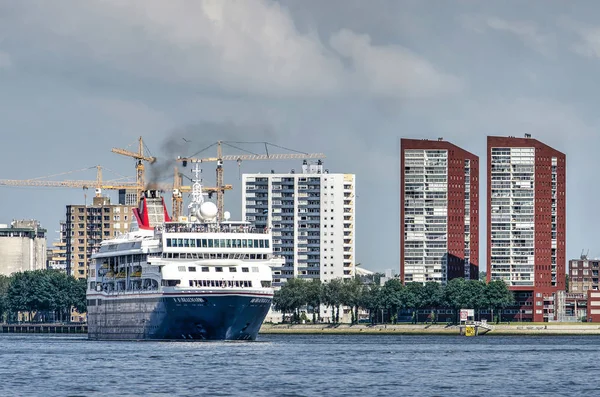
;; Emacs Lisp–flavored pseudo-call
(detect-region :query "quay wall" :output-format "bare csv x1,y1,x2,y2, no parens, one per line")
0,324,87,334
259,323,600,336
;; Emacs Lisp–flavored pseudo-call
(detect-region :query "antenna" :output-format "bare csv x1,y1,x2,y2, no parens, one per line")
188,163,205,212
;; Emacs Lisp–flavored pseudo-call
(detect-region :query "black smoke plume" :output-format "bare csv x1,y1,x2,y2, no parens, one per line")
146,121,278,188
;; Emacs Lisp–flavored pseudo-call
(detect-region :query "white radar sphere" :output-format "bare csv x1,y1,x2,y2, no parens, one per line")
200,202,218,220
224,211,231,221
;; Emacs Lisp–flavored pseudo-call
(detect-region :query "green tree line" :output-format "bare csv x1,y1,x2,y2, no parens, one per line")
0,270,87,323
273,277,515,324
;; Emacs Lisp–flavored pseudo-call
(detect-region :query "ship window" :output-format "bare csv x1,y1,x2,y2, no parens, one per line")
220,239,226,247
261,281,271,288
265,240,270,248
208,239,213,248
177,239,184,248
242,239,247,248
226,239,232,248
189,280,193,287
248,239,253,248
250,254,256,260
201,267,209,272
178,266,186,272
229,267,237,272
234,239,241,248
188,266,197,272
184,239,190,247
190,239,196,248
215,267,223,272
259,240,264,248
166,239,172,247
254,239,259,248
242,267,249,273
252,267,259,273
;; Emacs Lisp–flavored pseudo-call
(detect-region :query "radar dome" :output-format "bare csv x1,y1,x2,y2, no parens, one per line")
199,202,218,220
224,211,231,221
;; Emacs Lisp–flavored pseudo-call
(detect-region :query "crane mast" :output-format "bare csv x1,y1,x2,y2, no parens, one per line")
111,136,156,203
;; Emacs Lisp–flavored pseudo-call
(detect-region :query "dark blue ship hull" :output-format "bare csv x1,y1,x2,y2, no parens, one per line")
87,292,272,341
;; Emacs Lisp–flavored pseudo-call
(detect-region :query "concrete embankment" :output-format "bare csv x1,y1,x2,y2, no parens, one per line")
0,324,87,334
259,323,600,336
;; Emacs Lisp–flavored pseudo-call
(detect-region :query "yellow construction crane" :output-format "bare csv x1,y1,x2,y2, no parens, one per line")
111,136,156,203
177,141,326,220
0,166,140,194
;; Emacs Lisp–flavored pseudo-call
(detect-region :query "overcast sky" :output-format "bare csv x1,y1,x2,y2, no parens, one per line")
0,0,599,273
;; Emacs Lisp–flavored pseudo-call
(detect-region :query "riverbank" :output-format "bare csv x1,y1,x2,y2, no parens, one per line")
259,323,600,336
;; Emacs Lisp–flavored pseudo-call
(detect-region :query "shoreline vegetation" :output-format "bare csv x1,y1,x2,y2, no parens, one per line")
259,323,600,336
273,277,515,325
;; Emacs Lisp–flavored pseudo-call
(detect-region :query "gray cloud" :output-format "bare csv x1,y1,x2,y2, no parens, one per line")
0,0,460,100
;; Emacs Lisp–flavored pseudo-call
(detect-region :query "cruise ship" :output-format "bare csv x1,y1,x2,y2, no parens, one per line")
86,164,283,340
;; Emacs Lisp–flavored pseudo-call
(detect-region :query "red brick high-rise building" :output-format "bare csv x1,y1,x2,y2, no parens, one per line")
487,135,566,322
400,138,479,284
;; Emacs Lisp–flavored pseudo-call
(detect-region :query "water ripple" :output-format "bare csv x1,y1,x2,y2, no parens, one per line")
0,334,598,396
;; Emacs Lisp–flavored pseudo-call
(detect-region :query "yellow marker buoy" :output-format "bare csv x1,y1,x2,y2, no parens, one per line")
465,325,475,337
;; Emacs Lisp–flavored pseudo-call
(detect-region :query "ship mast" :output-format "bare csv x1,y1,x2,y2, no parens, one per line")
188,163,205,219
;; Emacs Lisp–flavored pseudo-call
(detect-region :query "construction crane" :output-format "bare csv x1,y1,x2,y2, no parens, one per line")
111,136,232,219
177,141,326,220
111,136,156,203
0,166,139,194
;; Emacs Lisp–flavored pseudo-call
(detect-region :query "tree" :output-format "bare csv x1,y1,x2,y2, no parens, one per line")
403,282,425,324
360,284,383,324
422,282,444,323
340,278,363,324
322,279,343,323
382,279,404,324
273,287,293,322
486,280,514,323
0,275,10,322
444,278,470,323
49,271,75,322
71,278,87,314
304,280,322,323
464,280,487,320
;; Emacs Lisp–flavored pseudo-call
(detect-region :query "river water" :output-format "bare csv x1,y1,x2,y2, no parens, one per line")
0,334,598,396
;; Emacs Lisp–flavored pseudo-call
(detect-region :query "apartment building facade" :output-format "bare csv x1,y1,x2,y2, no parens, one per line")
487,135,566,322
569,255,599,294
400,138,479,284
65,196,135,279
242,161,356,286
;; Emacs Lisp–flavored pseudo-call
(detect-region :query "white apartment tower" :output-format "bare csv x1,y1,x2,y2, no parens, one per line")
242,161,356,286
